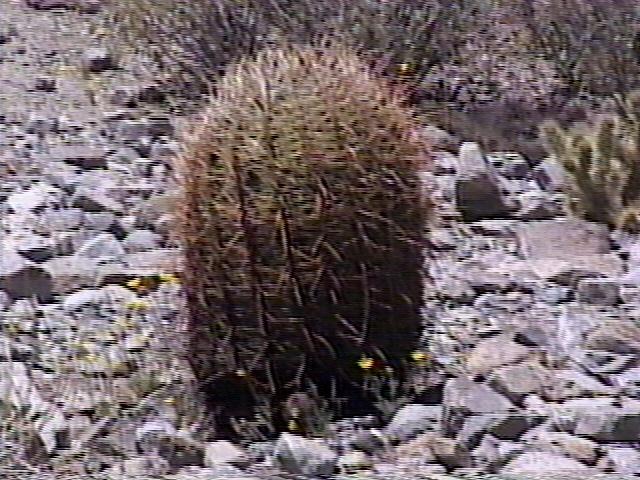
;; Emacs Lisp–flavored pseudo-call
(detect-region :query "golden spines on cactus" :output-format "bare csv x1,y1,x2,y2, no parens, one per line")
174,40,431,439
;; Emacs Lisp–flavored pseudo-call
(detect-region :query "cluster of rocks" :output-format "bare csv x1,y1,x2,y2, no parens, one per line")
1,1,639,479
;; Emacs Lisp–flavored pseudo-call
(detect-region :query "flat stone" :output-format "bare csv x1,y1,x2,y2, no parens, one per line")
503,451,592,474
599,447,640,474
515,219,610,260
577,278,621,306
384,404,442,442
443,377,515,415
42,256,99,294
0,247,53,302
465,335,531,377
489,361,555,403
204,441,248,467
273,433,337,477
49,145,107,169
525,431,599,465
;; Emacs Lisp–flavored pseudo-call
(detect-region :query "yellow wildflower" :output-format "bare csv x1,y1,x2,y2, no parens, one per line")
126,278,142,289
410,351,430,363
126,300,149,311
357,356,374,370
158,273,179,284
287,419,299,431
84,353,98,363
114,317,135,329
398,63,412,74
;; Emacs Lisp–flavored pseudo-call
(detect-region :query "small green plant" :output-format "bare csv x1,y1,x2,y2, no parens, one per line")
540,111,640,229
174,40,430,439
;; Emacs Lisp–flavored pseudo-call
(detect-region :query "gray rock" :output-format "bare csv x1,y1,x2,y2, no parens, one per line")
10,233,55,263
465,334,531,377
420,125,460,152
599,447,640,474
7,183,61,213
516,190,563,220
584,319,640,354
488,414,546,440
76,233,125,259
486,152,530,179
489,362,554,403
456,173,511,222
455,143,511,222
582,351,636,376
49,145,107,169
72,186,123,213
43,255,100,294
612,367,640,396
62,285,136,311
25,114,59,135
423,433,473,469
526,431,599,465
383,404,441,442
122,229,162,253
349,429,387,454
545,370,614,401
515,218,610,260
472,434,524,471
555,398,640,442
443,377,515,415
533,158,566,191
273,433,338,477
121,455,170,476
432,151,459,175
0,247,53,302
33,76,56,92
82,212,116,231
35,208,84,233
576,278,620,306
503,451,592,474
204,441,248,467
620,284,640,304
526,254,624,286
469,219,519,237
0,290,10,310
83,47,114,72
337,451,373,474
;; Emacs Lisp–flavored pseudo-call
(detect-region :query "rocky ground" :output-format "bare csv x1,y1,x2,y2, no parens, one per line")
1,0,640,479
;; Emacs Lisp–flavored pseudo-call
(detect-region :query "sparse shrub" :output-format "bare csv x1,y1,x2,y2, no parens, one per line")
173,41,430,439
511,0,640,96
540,101,640,228
102,0,482,115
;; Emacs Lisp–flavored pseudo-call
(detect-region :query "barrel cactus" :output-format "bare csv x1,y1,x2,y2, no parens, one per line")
174,41,431,439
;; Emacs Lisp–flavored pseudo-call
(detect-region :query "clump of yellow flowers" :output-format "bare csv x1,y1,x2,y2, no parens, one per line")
410,351,430,365
125,300,150,311
287,419,300,431
397,63,414,75
126,273,180,294
357,356,375,370
158,273,180,284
